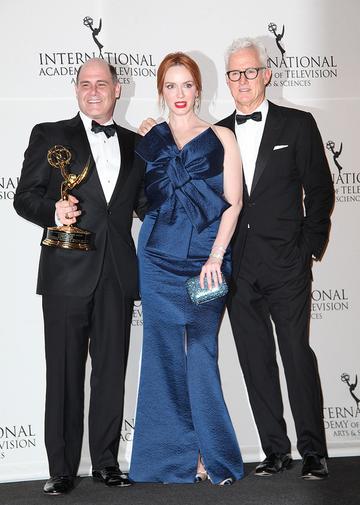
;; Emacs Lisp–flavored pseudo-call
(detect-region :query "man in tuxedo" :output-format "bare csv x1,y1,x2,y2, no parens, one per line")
14,58,146,495
217,38,334,480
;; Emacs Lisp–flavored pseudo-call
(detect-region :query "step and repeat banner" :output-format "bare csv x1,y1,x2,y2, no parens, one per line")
1,0,359,482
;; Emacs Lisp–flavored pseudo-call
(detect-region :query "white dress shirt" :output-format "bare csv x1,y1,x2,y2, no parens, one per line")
80,111,121,204
235,100,269,194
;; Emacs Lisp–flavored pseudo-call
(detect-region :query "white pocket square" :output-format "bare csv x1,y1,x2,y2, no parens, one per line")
273,145,288,150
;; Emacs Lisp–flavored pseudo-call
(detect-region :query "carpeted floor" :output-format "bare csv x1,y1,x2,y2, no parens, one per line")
0,457,359,505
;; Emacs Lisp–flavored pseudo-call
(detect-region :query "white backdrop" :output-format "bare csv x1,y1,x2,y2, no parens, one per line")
1,0,360,483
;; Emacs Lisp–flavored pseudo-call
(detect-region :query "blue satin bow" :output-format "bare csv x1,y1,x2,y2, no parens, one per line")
136,122,230,258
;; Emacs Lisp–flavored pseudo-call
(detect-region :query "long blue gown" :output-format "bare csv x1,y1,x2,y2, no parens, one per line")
129,122,244,484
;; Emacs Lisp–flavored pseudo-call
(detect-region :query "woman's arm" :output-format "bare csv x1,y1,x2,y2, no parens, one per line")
200,125,243,289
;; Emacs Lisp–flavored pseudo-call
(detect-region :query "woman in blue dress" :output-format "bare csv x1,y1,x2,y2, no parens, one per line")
129,52,244,485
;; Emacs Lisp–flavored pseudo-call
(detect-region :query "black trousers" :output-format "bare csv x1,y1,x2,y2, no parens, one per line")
42,249,133,477
228,234,327,458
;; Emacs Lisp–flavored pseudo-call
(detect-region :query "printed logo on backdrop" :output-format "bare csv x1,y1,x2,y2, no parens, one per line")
267,21,338,88
268,23,285,57
326,141,343,175
121,418,134,442
0,425,36,460
83,16,104,57
310,288,349,320
0,176,19,202
38,15,156,85
341,373,360,407
323,373,360,440
326,140,360,204
132,300,143,327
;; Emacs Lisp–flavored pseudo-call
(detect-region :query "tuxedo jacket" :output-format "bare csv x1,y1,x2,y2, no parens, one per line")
217,101,334,282
14,113,146,299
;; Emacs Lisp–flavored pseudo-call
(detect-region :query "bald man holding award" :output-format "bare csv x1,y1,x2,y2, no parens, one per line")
14,58,146,495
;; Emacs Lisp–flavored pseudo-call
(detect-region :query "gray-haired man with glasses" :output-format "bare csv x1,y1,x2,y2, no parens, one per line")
217,37,334,480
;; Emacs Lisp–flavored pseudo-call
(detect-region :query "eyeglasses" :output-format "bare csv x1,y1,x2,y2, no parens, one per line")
226,67,266,81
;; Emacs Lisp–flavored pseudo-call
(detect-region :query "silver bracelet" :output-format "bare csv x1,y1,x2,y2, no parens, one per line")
209,252,224,261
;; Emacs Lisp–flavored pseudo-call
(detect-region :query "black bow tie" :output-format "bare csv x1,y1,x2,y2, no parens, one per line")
91,120,116,138
235,111,262,125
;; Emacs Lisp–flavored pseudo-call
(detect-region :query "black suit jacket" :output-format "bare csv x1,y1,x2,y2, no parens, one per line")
217,101,334,282
14,113,146,298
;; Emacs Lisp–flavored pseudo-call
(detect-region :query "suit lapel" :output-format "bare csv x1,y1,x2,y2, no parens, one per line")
108,125,133,206
221,112,236,134
251,102,285,193
65,114,106,205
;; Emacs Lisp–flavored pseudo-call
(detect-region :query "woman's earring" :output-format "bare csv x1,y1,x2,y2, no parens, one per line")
194,96,200,113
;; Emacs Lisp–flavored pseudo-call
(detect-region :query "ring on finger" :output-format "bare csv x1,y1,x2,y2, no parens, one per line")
65,212,70,219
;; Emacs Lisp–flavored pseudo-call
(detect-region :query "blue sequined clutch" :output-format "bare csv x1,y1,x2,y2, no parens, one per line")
185,275,228,305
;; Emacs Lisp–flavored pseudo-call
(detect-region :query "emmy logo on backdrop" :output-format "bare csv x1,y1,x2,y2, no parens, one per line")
268,22,286,58
341,373,360,406
42,145,92,251
83,16,103,57
326,140,343,174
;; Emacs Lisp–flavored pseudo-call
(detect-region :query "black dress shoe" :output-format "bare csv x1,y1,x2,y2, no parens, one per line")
255,453,293,476
43,476,73,495
301,453,329,480
92,466,132,487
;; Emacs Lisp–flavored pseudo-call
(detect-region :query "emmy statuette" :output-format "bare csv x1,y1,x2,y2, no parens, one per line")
42,145,92,250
